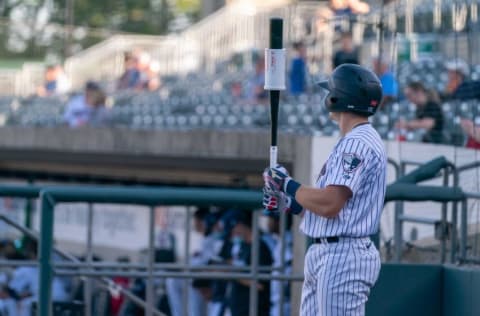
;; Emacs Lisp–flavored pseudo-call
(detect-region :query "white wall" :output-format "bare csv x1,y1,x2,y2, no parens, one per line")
309,136,480,244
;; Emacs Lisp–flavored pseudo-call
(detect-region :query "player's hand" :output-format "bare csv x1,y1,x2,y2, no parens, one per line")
262,188,280,213
263,165,291,194
263,188,303,215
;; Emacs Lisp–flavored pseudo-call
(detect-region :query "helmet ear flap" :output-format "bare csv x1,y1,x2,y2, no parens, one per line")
324,92,339,112
323,92,332,109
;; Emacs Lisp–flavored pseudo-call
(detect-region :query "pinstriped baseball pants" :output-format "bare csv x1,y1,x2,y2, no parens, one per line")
300,237,381,316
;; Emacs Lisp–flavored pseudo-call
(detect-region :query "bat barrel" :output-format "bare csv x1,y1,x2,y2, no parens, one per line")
270,18,283,49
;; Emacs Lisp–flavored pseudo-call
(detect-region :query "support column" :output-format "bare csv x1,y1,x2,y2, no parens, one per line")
39,192,55,316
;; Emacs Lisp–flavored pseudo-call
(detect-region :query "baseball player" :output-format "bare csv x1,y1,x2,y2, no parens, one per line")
263,63,386,315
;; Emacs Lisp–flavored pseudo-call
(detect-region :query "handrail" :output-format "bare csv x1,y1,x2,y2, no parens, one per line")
0,185,169,316
387,158,401,180
456,161,480,174
387,157,463,263
0,260,289,273
0,213,167,316
38,186,262,316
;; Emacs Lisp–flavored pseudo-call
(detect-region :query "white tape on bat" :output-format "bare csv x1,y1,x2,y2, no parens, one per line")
264,48,286,91
270,146,278,168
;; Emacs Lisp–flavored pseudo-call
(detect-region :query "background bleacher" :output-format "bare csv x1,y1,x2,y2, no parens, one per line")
0,58,477,147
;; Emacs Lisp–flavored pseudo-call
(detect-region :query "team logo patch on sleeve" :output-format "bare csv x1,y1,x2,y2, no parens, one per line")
342,153,362,178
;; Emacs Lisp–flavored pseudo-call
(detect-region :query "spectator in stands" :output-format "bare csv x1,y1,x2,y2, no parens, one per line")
64,81,110,128
314,6,334,34
227,211,272,316
37,64,71,97
117,52,141,90
305,6,334,73
136,51,152,89
289,41,307,97
329,0,370,31
460,119,480,149
395,82,445,144
231,81,243,99
145,61,161,91
332,31,359,68
373,57,398,107
330,0,370,16
54,65,71,95
443,58,480,100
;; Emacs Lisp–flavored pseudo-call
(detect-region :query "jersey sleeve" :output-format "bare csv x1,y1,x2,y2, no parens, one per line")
323,138,370,194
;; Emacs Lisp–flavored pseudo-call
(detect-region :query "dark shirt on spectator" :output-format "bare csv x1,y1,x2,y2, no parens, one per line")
289,56,307,96
451,81,480,100
333,49,359,68
416,101,444,143
228,240,272,316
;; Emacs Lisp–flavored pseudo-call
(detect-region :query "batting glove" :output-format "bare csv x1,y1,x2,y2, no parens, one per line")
263,165,302,198
262,188,303,215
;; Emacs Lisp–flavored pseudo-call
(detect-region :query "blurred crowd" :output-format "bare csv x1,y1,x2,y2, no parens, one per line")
36,49,162,129
0,208,292,316
29,0,480,149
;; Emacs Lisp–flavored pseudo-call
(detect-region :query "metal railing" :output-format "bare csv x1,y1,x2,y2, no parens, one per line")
452,161,480,264
0,211,167,316
36,186,259,316
0,185,168,316
391,158,462,263
0,184,306,316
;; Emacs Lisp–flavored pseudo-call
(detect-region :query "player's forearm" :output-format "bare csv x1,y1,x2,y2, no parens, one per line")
294,186,342,218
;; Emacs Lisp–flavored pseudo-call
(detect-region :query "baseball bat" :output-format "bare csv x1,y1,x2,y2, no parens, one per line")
265,18,286,169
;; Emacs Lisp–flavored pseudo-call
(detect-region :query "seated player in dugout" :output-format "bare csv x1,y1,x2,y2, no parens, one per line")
395,81,445,144
227,211,273,316
263,64,386,316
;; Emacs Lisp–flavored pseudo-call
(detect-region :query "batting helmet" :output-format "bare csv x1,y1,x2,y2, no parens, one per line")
318,64,382,116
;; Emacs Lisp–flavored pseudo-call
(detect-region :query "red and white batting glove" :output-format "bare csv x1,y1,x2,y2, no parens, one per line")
263,165,302,198
262,187,303,215
263,165,291,194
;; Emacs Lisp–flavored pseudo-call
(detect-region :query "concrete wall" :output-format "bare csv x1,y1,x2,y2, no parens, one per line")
368,264,480,316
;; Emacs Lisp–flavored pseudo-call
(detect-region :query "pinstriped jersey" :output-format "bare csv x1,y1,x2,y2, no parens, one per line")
300,123,387,238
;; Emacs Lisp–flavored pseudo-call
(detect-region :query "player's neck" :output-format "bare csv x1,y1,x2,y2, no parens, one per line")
338,114,369,136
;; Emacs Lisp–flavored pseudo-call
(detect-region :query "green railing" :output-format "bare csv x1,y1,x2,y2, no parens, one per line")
38,186,263,316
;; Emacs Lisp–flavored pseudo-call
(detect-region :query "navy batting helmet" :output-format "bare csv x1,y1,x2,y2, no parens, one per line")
318,64,382,116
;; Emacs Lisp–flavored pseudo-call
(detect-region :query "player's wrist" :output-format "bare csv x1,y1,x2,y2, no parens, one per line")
284,177,301,197
286,196,303,215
